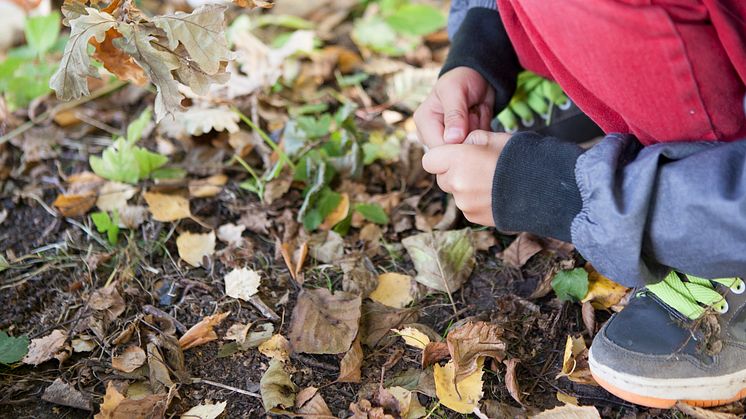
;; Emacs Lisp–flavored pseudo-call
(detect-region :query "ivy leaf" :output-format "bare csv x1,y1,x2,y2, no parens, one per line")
153,5,232,76
50,8,117,101
0,331,29,365
551,268,590,302
354,203,389,225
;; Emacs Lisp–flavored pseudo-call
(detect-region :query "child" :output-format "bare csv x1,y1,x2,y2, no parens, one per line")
415,0,746,409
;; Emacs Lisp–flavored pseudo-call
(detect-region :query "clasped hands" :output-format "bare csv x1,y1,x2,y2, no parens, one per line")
414,67,510,226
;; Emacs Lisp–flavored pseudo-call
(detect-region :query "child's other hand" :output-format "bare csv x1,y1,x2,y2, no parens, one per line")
422,131,511,226
414,67,495,149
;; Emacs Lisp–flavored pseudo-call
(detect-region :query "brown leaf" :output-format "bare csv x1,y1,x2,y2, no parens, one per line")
295,387,334,417
675,401,741,419
422,341,450,368
360,301,418,348
557,335,597,386
258,334,291,362
147,342,174,393
94,381,125,419
581,301,596,337
179,311,230,350
281,241,308,281
42,378,92,411
337,337,363,383
533,404,600,418
95,381,173,419
233,0,274,8
111,345,146,373
143,191,191,222
189,174,228,198
22,329,68,366
53,193,97,217
91,27,148,86
504,358,523,406
288,288,361,354
499,233,543,268
446,322,506,383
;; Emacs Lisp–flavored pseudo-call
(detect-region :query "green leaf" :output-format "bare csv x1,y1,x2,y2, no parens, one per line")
151,167,187,180
296,114,332,139
25,13,61,56
551,268,590,302
385,4,446,36
91,211,112,233
363,132,401,165
133,148,168,179
354,203,389,225
126,108,153,144
0,254,9,273
90,138,140,184
0,331,29,365
351,15,409,56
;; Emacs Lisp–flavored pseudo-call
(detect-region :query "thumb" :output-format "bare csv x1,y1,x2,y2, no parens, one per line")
464,130,511,150
422,145,457,174
438,88,469,144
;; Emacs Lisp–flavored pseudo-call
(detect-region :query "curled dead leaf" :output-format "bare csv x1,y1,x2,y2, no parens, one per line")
446,321,506,384
22,329,68,366
337,337,363,383
111,345,146,373
557,335,597,386
179,311,230,350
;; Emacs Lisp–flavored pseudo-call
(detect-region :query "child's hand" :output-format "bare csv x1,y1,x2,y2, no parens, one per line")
422,130,511,226
414,67,495,149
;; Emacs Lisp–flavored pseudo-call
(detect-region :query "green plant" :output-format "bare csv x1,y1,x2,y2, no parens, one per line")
91,211,120,245
0,331,29,365
0,12,64,110
551,268,590,302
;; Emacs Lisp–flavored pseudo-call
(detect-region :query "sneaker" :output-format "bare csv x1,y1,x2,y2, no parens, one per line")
589,272,746,408
491,71,604,143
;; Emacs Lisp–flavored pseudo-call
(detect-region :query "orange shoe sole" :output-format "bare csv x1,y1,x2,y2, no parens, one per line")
592,371,746,408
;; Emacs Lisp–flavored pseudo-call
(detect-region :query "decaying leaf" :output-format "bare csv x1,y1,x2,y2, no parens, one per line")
361,301,419,348
446,322,505,383
94,381,172,419
386,66,439,112
22,329,68,366
96,181,137,212
337,337,363,383
91,27,148,86
288,288,361,354
281,241,308,281
179,311,230,350
217,223,246,246
179,106,240,137
143,191,192,222
189,174,228,198
180,401,227,419
433,358,484,414
320,192,350,230
533,404,601,418
233,0,275,8
224,268,261,301
111,345,146,373
53,172,104,217
500,232,543,268
308,230,345,264
392,327,430,350
387,386,426,419
42,378,92,411
422,341,450,368
369,273,414,309
297,391,333,417
557,335,597,386
177,231,216,267
402,228,476,293
260,358,297,411
503,358,523,406
582,265,630,310
258,334,291,362
147,342,175,391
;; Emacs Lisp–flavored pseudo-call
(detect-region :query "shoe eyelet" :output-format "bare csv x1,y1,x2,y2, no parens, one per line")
558,99,572,111
731,279,745,294
715,300,729,314
521,117,535,127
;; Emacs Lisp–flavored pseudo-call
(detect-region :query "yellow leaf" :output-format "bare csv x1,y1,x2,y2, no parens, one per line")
258,334,291,362
320,193,350,230
388,386,426,419
582,265,630,309
433,358,484,414
369,273,414,308
392,327,430,350
177,231,216,267
180,401,227,419
233,0,274,9
144,191,191,222
557,335,597,386
53,193,97,217
189,174,227,198
95,382,125,419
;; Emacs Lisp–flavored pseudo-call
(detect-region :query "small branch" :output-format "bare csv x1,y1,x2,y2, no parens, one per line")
191,378,261,398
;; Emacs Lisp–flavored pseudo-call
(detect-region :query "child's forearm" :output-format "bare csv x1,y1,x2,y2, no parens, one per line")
492,133,746,287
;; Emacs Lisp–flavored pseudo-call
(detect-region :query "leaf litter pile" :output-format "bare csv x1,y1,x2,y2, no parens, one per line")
0,1,743,418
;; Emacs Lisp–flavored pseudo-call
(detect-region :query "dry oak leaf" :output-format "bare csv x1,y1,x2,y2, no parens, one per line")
177,231,216,267
557,335,597,386
337,337,363,383
224,267,261,301
392,327,430,350
143,191,191,222
288,288,362,354
179,311,230,350
111,345,146,373
180,401,227,419
91,27,148,86
433,358,484,414
446,321,506,384
369,273,415,309
500,232,543,268
533,404,601,419
258,334,291,362
22,329,68,366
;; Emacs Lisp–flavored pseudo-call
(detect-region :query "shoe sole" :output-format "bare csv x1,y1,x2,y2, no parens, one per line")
589,347,746,408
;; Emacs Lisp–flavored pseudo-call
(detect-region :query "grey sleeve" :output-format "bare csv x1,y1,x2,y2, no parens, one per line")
571,134,746,287
448,0,498,39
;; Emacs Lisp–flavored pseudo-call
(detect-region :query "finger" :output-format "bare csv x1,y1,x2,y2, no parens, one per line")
414,96,445,149
421,144,457,175
468,111,480,134
478,103,492,131
437,87,469,144
435,173,451,193
464,130,511,150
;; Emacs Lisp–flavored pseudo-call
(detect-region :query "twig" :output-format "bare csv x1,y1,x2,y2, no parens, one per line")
190,378,261,398
248,295,280,321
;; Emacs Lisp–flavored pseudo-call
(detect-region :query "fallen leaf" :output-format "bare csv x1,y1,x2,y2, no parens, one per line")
422,342,450,368
297,392,333,417
446,322,506,383
341,257,379,299
392,327,430,350
582,265,630,309
112,345,146,373
91,27,148,86
503,358,522,406
118,205,148,229
217,223,246,246
177,231,216,267
387,386,426,419
22,329,67,366
433,358,484,414
147,342,174,392
71,336,96,353
320,192,350,229
369,273,414,309
258,334,291,362
189,174,228,198
386,66,439,112
402,228,476,293
233,0,274,8
53,193,98,217
288,288,362,354
360,301,418,348
95,382,126,419
337,337,363,383
94,381,173,419
308,230,345,264
179,105,240,137
224,322,252,345
557,335,597,386
675,401,741,419
180,401,227,419
281,241,308,280
42,378,92,411
224,268,261,301
533,404,601,418
500,233,543,268
260,358,297,411
143,191,192,222
179,311,230,350
0,330,29,364
556,391,579,406
582,301,596,337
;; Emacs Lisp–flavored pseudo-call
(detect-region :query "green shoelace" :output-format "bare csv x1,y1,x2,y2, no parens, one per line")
646,272,745,320
496,71,570,132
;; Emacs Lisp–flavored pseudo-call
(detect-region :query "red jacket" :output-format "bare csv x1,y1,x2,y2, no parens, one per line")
496,0,746,145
